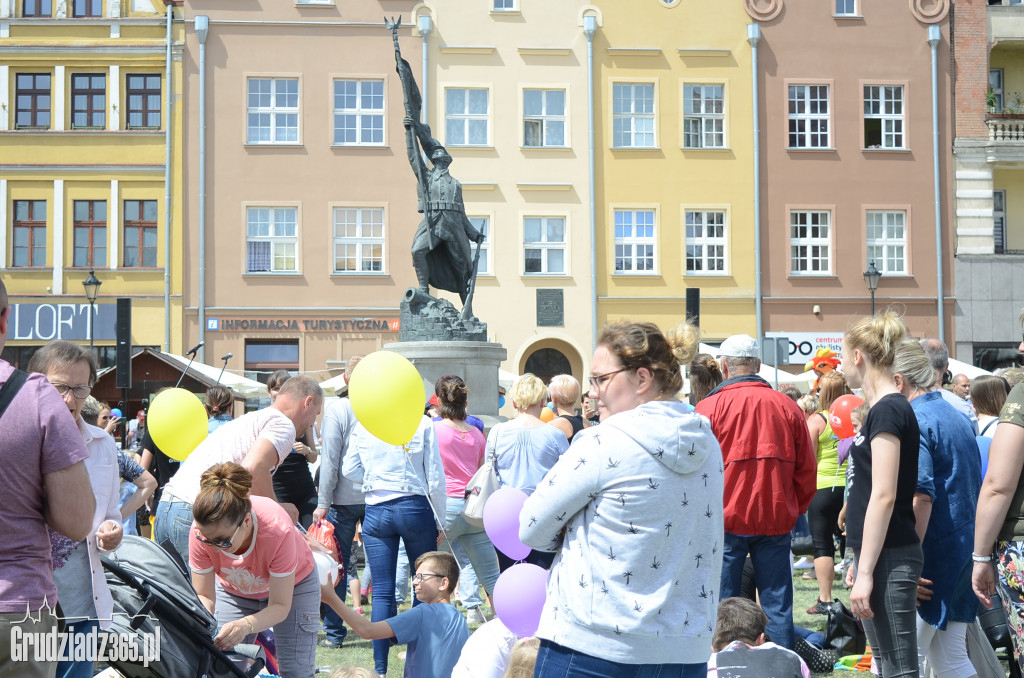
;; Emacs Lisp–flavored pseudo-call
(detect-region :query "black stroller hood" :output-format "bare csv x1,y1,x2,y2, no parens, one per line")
101,536,264,678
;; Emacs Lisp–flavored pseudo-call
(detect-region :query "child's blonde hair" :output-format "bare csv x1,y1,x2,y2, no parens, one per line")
328,668,375,678
504,637,540,678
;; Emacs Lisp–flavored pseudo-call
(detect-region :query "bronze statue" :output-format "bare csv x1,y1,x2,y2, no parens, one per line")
387,17,483,322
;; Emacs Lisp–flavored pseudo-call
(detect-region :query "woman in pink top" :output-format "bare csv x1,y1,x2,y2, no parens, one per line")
190,462,319,678
433,375,501,611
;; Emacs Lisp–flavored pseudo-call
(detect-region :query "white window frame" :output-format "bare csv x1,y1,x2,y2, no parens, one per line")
612,207,658,274
332,78,385,147
991,69,1005,112
245,206,299,273
332,206,386,274
612,82,656,149
682,83,725,149
522,88,567,148
470,215,493,276
865,208,909,275
444,87,490,147
684,208,728,275
246,77,300,145
789,209,832,275
834,0,858,16
787,83,831,149
523,216,567,276
863,84,905,149
492,0,517,10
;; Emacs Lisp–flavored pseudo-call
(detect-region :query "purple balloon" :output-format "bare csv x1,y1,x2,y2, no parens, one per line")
483,487,531,561
493,563,548,637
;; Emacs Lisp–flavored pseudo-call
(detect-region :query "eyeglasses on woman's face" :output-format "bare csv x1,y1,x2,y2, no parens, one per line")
195,518,245,550
587,368,627,392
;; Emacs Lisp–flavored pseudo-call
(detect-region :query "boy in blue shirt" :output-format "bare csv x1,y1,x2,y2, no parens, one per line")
322,550,470,678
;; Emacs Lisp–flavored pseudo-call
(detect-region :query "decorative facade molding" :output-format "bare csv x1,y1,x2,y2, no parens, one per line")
744,0,782,22
908,0,948,24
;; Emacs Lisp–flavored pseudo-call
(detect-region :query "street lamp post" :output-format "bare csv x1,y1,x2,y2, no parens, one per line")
82,269,102,350
863,261,882,316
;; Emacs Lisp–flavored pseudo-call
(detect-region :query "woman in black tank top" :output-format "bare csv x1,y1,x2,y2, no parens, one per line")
547,374,588,443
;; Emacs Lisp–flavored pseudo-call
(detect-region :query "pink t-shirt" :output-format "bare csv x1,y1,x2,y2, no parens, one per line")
435,422,486,497
190,496,315,599
0,362,90,612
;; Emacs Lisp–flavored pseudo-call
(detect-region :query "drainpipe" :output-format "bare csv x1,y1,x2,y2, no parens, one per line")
928,25,944,344
196,15,209,363
418,14,431,125
163,2,172,351
584,14,597,352
748,23,762,340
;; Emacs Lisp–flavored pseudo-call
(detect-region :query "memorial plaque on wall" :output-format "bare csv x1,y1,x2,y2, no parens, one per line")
536,289,564,327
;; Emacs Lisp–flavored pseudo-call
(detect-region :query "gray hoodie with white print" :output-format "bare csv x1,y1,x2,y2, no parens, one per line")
520,400,724,665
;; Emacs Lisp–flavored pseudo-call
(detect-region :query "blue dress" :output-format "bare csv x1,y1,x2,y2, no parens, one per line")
913,391,983,628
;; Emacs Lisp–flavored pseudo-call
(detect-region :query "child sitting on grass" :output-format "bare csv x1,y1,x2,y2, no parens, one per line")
321,550,470,678
707,598,810,678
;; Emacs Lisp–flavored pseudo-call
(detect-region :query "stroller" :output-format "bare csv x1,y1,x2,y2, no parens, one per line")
100,536,266,678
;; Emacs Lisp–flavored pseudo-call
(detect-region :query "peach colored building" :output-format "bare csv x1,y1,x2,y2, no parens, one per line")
749,0,953,366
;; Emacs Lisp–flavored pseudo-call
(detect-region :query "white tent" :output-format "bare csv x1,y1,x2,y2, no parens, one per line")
697,342,818,388
157,352,268,397
319,372,348,397
947,358,992,380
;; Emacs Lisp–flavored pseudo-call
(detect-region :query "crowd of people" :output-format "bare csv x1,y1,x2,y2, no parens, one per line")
5,268,1024,678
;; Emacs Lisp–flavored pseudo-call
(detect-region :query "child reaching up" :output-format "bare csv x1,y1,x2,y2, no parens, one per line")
707,598,810,678
321,550,470,678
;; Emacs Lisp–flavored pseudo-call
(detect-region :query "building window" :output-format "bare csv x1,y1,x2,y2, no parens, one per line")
684,210,726,274
990,69,1004,112
15,74,51,129
835,0,857,15
523,89,566,147
445,88,489,146
245,340,299,383
614,209,656,273
865,210,907,274
71,74,106,129
789,210,831,275
493,0,516,10
333,207,384,273
333,79,384,146
471,216,491,275
247,78,299,144
864,85,904,149
788,84,829,149
126,74,161,129
613,83,655,148
12,200,46,268
72,200,107,268
246,207,297,273
123,200,157,267
22,0,52,17
995,190,1007,254
523,216,566,275
72,0,100,16
683,84,725,149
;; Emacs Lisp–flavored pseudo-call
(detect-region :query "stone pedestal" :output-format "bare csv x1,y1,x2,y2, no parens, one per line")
384,340,507,424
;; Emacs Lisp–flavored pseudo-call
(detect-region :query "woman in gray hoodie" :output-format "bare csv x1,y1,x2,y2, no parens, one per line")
520,320,724,678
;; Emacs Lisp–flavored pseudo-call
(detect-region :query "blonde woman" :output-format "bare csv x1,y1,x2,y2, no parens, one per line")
547,374,587,443
489,373,569,570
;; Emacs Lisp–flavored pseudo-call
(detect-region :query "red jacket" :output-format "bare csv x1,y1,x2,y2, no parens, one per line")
695,376,816,536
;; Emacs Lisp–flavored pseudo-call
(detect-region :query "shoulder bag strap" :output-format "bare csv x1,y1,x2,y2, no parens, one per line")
0,369,29,423
980,418,997,436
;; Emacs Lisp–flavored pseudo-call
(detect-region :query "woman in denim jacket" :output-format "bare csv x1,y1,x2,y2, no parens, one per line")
342,414,447,678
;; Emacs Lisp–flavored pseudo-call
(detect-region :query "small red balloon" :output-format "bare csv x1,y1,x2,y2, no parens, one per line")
829,394,865,439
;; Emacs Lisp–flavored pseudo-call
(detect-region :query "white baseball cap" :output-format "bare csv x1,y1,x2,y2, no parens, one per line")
718,334,759,358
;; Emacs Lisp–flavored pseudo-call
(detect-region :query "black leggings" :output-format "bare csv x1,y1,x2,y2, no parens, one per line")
807,486,845,559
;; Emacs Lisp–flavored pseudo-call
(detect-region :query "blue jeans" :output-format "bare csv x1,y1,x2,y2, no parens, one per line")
534,639,707,678
362,495,439,676
854,543,923,678
56,619,100,678
322,503,365,644
721,532,794,650
453,542,482,607
442,496,500,600
153,499,194,567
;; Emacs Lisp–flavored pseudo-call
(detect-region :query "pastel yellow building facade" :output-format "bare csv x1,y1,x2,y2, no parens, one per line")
0,0,184,366
595,0,756,342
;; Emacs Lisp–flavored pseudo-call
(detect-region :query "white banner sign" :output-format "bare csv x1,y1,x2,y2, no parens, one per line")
765,331,844,365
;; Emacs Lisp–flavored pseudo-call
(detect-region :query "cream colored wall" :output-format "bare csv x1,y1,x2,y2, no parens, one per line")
595,0,756,343
991,44,1024,111
420,1,595,379
995,168,1024,252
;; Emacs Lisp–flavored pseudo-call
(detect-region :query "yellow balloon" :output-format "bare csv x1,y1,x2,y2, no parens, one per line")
148,387,208,461
349,351,426,446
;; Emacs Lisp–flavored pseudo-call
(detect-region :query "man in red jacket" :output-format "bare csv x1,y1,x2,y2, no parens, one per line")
695,334,816,651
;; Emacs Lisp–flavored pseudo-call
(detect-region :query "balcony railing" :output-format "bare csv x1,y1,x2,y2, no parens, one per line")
988,117,1024,141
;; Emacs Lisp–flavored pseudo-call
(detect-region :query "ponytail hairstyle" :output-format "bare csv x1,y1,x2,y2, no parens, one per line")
843,311,908,371
205,385,233,416
192,462,252,527
435,374,469,421
816,370,850,413
598,320,700,399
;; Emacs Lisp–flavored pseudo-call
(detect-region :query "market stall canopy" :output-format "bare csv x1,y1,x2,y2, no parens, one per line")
947,358,992,380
